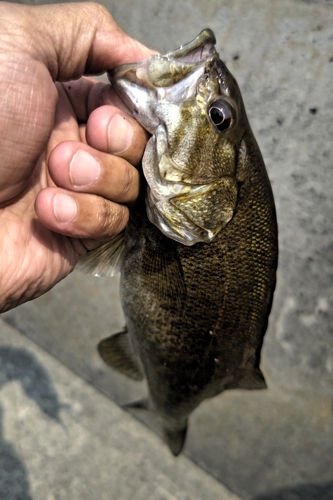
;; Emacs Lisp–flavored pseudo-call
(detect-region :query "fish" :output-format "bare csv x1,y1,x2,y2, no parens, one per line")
79,29,278,456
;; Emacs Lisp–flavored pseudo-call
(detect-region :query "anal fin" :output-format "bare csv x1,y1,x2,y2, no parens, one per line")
98,328,144,381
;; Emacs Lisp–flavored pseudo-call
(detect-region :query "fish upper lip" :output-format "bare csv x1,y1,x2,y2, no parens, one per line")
108,28,217,83
165,28,216,62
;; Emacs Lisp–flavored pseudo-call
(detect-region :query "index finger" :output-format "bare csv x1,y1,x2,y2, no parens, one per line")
86,105,149,167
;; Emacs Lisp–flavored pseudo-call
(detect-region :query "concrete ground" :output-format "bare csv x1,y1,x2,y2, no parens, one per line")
0,319,239,500
2,0,333,499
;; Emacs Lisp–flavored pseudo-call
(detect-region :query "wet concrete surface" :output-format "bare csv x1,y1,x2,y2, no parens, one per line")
2,0,333,498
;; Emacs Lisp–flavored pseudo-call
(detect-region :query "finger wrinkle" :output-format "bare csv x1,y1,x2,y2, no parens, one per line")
116,164,137,202
95,198,128,239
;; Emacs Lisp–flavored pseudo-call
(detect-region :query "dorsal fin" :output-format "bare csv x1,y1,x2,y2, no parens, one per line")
76,233,125,277
98,328,144,381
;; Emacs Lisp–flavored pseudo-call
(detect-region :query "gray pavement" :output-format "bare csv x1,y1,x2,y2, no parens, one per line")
0,318,239,500
2,0,333,499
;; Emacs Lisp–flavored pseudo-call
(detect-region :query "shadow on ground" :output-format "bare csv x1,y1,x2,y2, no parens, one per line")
0,404,32,500
0,347,63,500
254,482,333,500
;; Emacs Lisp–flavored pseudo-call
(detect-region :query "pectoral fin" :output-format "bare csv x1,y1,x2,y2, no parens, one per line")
98,328,144,381
76,233,125,277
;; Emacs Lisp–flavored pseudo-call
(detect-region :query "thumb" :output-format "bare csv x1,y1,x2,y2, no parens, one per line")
0,2,152,201
3,2,153,81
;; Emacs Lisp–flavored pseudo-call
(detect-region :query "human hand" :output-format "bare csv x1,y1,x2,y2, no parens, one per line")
0,2,152,312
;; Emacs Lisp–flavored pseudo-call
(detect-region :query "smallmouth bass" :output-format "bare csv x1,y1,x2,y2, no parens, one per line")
80,29,278,455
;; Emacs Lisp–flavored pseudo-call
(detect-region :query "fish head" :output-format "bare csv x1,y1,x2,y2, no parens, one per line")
109,29,249,245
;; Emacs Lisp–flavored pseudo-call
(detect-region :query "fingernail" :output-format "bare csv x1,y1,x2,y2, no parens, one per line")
53,193,77,223
69,149,101,187
108,114,134,154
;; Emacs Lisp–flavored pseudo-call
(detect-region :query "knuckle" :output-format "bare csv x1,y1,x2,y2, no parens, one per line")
118,164,135,200
94,198,128,238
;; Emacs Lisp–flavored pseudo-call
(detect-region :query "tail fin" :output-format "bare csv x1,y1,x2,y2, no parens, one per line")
237,366,267,390
163,421,188,456
124,398,188,456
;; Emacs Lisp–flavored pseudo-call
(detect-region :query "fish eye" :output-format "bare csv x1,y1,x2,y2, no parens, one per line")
208,100,232,133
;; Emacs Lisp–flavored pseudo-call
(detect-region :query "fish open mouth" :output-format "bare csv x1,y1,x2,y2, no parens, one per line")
108,29,218,110
163,28,216,62
109,29,216,79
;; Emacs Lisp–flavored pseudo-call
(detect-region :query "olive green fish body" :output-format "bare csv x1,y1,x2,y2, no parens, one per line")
120,128,277,437
82,30,278,455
